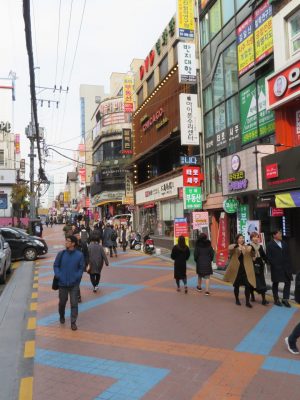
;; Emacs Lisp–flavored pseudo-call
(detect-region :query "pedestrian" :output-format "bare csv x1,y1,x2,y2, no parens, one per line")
266,229,293,307
75,231,89,303
45,215,49,227
63,223,73,238
121,225,128,252
171,235,190,293
194,233,215,295
285,324,300,355
111,225,118,257
249,231,269,305
50,216,53,227
102,223,113,256
34,221,43,237
224,234,256,308
87,233,109,292
53,235,85,331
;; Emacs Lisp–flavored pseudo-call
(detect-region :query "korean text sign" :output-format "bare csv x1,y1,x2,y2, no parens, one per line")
183,166,203,186
184,187,202,210
179,93,199,146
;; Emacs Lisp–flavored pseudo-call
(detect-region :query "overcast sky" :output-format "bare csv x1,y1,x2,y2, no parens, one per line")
0,0,176,198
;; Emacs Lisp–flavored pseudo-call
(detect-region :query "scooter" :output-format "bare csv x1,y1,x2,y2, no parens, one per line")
129,233,142,250
143,238,155,255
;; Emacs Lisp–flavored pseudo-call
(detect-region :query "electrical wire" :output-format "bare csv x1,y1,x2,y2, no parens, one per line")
49,144,92,152
60,0,74,86
47,146,97,166
54,0,62,86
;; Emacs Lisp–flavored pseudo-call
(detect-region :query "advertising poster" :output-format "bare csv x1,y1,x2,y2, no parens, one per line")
257,76,275,137
192,211,210,238
179,93,199,146
178,42,197,84
254,0,273,63
123,75,134,113
240,83,258,144
174,218,189,245
121,128,133,154
237,16,254,76
216,212,229,269
183,187,202,210
177,0,195,39
245,220,260,244
237,204,249,238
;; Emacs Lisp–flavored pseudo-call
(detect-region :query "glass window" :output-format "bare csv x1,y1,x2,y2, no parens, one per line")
222,0,234,25
159,56,168,80
209,0,221,39
213,55,224,105
0,150,4,166
288,9,300,56
205,157,211,194
147,73,155,96
206,154,222,194
201,13,209,47
137,88,143,107
226,95,239,127
201,45,211,78
203,86,212,112
235,0,247,10
223,43,238,97
204,111,214,138
214,103,226,133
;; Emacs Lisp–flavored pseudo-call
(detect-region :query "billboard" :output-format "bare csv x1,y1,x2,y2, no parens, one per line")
179,93,199,146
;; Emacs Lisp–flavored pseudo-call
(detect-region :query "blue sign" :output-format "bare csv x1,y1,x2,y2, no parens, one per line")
180,155,200,165
0,194,8,209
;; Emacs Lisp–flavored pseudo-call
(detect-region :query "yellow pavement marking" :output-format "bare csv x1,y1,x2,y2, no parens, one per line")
30,302,37,311
32,283,38,289
24,341,35,358
31,292,38,299
27,317,36,330
12,261,20,270
18,377,33,400
33,276,38,281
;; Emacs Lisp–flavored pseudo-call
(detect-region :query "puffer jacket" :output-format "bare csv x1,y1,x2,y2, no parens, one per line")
194,238,214,276
53,249,84,287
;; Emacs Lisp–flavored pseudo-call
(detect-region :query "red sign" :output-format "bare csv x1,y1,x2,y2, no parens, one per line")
216,213,229,269
267,58,300,110
144,202,155,209
265,163,278,179
178,187,183,200
78,168,86,183
142,108,164,132
271,207,284,217
183,166,203,187
139,50,155,80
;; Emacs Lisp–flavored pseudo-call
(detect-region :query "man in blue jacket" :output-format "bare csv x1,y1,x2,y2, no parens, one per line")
53,235,85,331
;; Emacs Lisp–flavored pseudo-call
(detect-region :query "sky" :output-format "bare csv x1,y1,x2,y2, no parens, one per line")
0,0,176,202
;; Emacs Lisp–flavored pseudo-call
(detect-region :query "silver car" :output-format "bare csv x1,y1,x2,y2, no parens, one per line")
0,234,12,284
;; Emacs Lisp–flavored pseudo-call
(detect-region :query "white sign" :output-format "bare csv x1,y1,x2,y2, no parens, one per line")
179,93,199,146
178,42,196,84
192,211,209,229
245,220,260,244
136,175,183,204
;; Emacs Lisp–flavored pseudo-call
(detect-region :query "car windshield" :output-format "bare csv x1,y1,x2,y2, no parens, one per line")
11,228,29,236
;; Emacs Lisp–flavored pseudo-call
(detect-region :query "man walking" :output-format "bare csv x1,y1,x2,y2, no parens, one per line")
266,229,293,307
53,235,85,330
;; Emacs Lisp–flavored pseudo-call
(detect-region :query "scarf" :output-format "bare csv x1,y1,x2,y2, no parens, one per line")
250,241,260,260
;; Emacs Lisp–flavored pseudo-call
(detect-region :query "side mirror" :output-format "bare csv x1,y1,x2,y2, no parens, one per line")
3,242,9,249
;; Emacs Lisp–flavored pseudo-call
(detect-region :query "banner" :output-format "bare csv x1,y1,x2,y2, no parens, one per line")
240,83,258,144
123,75,134,113
254,0,273,63
121,128,133,154
257,75,275,137
177,0,195,39
174,217,189,245
15,134,20,154
179,93,199,146
178,42,197,84
192,211,209,230
78,168,86,183
183,187,202,210
215,212,229,269
237,16,254,76
237,204,249,238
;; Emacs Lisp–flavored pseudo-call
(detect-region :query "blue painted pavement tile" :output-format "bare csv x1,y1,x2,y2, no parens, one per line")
111,264,172,271
262,356,300,375
112,255,150,265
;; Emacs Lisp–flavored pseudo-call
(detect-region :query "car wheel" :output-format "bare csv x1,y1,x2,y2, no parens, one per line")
24,247,37,261
0,266,6,284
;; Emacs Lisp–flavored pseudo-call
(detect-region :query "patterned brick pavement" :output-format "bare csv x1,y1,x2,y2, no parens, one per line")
22,226,300,399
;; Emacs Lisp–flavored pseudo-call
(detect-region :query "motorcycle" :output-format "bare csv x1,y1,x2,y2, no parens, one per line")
143,238,155,255
129,233,142,250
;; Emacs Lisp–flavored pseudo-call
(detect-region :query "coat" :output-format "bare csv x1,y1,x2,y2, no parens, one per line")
194,238,214,276
102,227,113,247
53,249,84,287
224,244,256,288
88,242,109,274
266,240,293,283
171,245,190,280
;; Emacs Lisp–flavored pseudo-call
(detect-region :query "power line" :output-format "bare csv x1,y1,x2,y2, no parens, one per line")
60,0,74,86
54,0,62,86
47,146,97,166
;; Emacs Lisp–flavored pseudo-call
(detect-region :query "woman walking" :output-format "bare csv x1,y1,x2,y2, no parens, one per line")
88,234,109,292
121,225,128,252
250,232,269,305
224,234,256,308
171,236,190,293
194,233,215,295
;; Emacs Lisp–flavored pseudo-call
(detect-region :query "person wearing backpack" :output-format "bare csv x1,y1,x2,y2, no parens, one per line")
87,233,109,292
102,223,114,257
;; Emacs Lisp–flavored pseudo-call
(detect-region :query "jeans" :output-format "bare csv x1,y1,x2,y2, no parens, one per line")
289,322,300,346
272,281,291,301
109,246,117,257
59,285,79,324
90,273,100,288
175,278,187,288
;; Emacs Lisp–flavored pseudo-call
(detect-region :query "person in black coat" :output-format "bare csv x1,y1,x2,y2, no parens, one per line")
266,229,293,307
171,236,190,293
194,233,214,295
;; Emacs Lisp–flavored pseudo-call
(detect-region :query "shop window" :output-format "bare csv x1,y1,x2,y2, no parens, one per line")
206,153,222,195
222,0,234,25
147,73,155,96
213,55,224,105
159,55,168,80
209,0,221,39
201,13,209,47
203,86,213,112
137,88,143,108
288,9,300,57
223,42,238,98
235,0,247,11
201,45,211,78
214,103,226,133
204,111,214,138
226,94,239,127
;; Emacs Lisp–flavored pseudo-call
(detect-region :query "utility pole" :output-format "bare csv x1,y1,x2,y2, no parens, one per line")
25,119,36,234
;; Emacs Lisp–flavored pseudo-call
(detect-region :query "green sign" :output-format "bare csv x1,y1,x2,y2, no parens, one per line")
257,75,275,138
237,204,249,238
223,198,239,214
240,83,258,144
184,187,202,210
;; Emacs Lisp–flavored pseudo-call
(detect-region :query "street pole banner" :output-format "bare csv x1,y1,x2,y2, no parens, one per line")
123,75,134,113
216,212,229,269
174,217,189,245
179,93,200,146
178,42,197,84
177,0,195,40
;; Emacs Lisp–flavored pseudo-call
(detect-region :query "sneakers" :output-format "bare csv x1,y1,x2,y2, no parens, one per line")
184,287,188,294
95,285,99,292
205,291,210,296
59,316,65,324
78,296,82,303
196,286,202,292
176,287,181,292
285,337,299,355
282,299,291,308
93,287,97,293
71,323,78,331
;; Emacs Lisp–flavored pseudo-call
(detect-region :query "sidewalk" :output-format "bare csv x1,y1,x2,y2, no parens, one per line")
27,225,300,400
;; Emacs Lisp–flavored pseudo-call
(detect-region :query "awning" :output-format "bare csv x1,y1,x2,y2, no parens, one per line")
275,191,300,208
95,200,121,207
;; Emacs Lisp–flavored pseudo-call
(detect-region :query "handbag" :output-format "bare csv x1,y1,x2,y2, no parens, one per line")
52,276,59,290
254,262,261,274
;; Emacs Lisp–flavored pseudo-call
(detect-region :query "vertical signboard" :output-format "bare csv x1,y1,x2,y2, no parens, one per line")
177,0,195,39
254,0,273,63
216,212,229,269
179,93,199,146
121,128,133,154
240,83,258,144
257,75,275,137
183,187,202,210
183,166,203,186
237,16,254,76
174,217,189,245
123,75,134,113
237,204,249,238
15,134,20,154
178,42,197,84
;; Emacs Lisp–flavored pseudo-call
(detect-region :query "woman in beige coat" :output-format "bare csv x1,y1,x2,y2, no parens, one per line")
224,234,256,308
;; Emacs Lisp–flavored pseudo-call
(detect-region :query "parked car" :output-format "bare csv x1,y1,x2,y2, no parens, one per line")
0,227,48,261
0,234,12,284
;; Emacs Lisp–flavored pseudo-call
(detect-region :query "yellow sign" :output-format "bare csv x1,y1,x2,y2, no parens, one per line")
122,196,134,205
275,193,294,208
177,0,195,39
64,192,70,203
123,75,134,113
237,16,254,76
254,16,273,62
